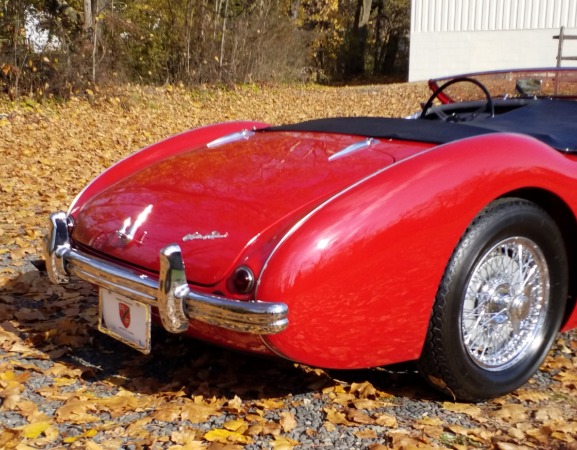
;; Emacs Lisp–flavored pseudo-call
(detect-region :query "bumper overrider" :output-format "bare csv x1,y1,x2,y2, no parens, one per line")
44,212,289,336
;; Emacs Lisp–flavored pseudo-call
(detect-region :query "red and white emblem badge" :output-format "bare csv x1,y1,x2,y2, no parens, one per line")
119,302,131,328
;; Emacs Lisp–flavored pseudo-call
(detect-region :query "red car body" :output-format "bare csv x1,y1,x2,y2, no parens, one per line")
45,69,577,400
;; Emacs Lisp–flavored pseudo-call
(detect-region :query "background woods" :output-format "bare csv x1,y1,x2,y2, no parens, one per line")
0,0,409,97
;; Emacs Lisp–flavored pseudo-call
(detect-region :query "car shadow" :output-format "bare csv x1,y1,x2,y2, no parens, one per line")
0,266,438,403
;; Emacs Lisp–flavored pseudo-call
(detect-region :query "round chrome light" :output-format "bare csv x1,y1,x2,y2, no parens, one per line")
230,266,255,294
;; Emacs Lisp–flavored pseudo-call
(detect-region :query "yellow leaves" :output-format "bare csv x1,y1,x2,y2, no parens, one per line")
169,430,205,449
222,419,249,434
374,413,398,428
20,421,51,439
349,381,379,398
151,403,182,422
279,411,297,432
507,425,526,441
95,391,141,417
386,429,434,449
514,388,549,403
0,421,60,448
224,395,245,414
549,420,577,442
346,408,374,425
413,416,445,441
324,380,392,409
53,376,77,387
324,406,355,426
63,428,98,443
55,396,100,424
352,398,385,409
0,427,20,448
1,392,22,410
270,435,299,449
246,421,281,437
534,406,564,422
355,429,378,439
1,83,577,449
152,395,222,423
45,362,84,378
0,369,16,382
554,369,577,385
323,404,396,429
490,403,528,423
52,389,143,425
254,398,285,410
204,427,252,445
322,378,400,431
0,366,27,413
180,397,222,423
442,401,484,419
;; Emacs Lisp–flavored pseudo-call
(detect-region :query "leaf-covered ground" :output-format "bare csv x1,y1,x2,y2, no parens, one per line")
1,83,576,449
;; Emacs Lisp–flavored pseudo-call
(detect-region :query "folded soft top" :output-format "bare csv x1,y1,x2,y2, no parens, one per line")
266,99,577,152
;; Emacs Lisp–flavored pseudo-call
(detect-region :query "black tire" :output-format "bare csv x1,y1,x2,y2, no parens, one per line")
418,198,568,401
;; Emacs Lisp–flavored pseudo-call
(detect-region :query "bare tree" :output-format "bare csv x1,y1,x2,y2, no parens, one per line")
84,0,92,30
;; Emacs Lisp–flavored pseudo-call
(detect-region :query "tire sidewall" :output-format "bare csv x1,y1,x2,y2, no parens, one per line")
439,201,567,398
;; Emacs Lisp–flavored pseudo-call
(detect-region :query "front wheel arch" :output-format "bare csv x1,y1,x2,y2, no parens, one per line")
505,188,577,328
418,198,568,401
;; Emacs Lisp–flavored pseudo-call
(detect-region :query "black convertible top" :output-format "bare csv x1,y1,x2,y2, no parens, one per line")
266,99,577,152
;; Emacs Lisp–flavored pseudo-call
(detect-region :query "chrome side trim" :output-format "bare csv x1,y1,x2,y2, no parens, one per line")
328,138,379,161
44,213,288,335
206,130,255,148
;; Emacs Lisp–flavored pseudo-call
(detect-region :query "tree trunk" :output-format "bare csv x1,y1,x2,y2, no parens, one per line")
344,0,372,78
219,0,229,77
90,0,102,83
84,0,92,30
184,0,194,78
378,33,400,74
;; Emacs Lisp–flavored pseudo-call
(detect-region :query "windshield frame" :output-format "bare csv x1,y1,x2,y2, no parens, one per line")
429,68,577,104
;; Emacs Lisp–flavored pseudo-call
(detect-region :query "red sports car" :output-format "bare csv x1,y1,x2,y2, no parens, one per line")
45,69,577,401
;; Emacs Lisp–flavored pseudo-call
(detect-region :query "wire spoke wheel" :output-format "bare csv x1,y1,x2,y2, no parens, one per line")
418,199,567,401
461,237,549,371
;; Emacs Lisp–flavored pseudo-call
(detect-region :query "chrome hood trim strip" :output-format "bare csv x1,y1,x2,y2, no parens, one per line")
329,138,379,161
206,129,255,148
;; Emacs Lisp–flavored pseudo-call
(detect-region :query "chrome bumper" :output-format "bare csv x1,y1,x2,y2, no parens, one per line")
44,212,288,335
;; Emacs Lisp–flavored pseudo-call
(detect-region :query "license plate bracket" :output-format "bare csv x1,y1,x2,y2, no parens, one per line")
98,288,151,354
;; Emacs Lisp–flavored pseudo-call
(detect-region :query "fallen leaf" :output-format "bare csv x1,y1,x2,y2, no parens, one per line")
279,411,297,432
270,435,299,450
374,413,398,428
204,428,252,445
355,429,378,439
442,401,483,419
490,404,528,423
19,421,51,438
324,407,355,426
346,408,374,425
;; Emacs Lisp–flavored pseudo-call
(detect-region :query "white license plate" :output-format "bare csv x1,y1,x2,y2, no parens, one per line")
98,288,151,354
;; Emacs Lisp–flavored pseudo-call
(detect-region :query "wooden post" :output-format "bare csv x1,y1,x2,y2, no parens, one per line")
556,26,565,68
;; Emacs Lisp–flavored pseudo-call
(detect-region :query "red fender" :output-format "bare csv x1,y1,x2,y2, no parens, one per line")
259,133,577,369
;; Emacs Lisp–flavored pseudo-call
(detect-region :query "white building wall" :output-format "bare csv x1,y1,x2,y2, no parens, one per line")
409,0,577,81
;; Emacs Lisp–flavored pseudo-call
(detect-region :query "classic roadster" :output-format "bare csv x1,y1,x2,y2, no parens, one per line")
45,68,577,401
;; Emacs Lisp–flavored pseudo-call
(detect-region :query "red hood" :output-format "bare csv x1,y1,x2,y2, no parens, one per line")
73,130,401,285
